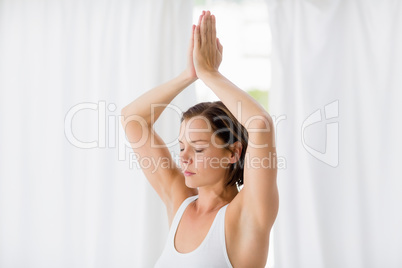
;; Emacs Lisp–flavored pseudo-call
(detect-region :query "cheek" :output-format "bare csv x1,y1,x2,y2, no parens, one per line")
190,152,212,171
202,153,224,170
194,154,207,168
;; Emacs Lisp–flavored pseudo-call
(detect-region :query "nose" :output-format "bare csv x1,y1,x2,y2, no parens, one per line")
180,149,192,165
181,158,192,166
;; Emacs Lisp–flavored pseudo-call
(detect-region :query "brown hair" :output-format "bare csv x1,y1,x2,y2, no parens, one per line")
181,101,249,190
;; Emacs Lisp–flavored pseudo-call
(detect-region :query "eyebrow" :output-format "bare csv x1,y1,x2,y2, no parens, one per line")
178,139,209,143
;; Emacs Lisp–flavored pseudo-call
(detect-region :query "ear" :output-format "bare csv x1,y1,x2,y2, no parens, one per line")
229,141,242,164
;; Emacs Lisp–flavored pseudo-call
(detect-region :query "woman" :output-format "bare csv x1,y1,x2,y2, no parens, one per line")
121,10,279,268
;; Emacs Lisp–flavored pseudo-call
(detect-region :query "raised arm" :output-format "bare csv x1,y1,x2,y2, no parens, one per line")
121,70,195,124
121,20,199,124
120,18,203,221
194,11,279,237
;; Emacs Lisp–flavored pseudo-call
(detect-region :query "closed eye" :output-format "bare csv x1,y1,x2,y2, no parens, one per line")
180,149,204,153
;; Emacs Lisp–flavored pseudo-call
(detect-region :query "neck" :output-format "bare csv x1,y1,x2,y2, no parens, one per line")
192,185,238,215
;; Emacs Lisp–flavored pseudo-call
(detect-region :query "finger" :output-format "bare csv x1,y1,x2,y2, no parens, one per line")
194,24,200,49
205,11,209,41
209,12,214,45
190,24,195,47
211,15,216,46
217,38,223,55
208,15,215,46
201,12,208,45
197,11,204,26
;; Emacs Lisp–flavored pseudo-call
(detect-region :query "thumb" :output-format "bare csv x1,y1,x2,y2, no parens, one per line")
190,24,195,44
217,38,223,54
194,25,200,50
188,25,195,51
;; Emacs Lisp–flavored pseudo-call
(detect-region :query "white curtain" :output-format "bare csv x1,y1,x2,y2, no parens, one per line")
0,0,195,267
266,0,402,267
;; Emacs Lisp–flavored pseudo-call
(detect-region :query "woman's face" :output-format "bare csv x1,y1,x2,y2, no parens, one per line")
178,116,233,189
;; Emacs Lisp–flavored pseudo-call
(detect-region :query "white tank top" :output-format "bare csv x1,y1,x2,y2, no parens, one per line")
154,195,234,268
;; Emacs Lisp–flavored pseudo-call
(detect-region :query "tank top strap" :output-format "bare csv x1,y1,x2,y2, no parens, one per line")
169,195,199,234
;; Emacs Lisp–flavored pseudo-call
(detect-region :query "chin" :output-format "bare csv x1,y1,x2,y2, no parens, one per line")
184,179,198,189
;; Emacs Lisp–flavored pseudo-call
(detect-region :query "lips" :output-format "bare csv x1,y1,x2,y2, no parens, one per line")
184,171,195,176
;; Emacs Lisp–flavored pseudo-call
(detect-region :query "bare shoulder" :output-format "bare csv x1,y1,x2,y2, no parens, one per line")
225,189,273,268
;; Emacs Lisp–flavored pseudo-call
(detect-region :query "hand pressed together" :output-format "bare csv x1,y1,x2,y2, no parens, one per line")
189,10,223,79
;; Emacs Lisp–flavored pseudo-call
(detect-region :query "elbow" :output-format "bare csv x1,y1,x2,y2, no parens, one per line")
120,108,128,126
121,107,127,116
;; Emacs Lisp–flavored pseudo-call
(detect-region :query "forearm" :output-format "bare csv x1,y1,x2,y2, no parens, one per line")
199,71,272,128
121,70,196,125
